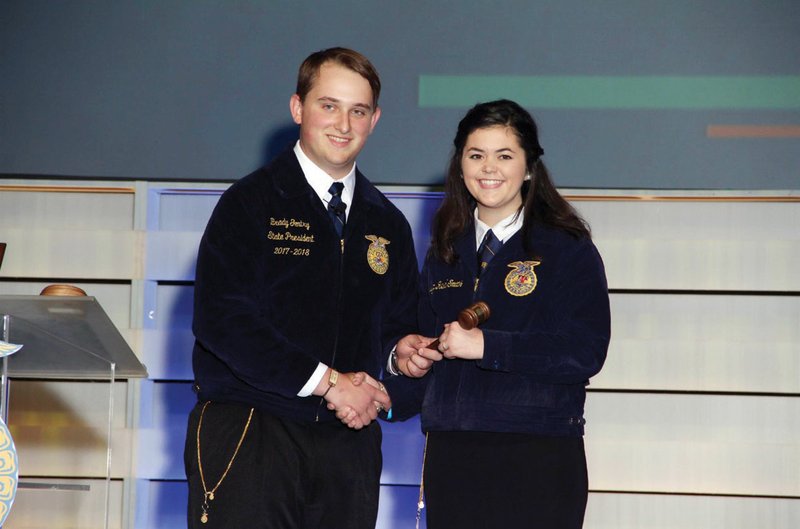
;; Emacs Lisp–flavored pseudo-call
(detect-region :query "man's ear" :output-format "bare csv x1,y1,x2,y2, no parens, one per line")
289,94,303,125
368,106,381,134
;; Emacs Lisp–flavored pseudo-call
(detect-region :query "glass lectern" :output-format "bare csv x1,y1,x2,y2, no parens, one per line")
0,295,147,529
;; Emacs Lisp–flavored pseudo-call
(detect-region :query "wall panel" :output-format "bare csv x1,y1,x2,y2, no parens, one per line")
585,494,800,529
574,194,800,291
2,181,797,528
585,393,799,496
133,186,800,528
596,293,800,392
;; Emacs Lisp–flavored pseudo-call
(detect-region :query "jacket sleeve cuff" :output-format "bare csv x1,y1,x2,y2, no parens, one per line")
381,375,428,422
477,330,512,372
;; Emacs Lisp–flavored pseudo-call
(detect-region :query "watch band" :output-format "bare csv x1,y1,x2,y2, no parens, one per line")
389,347,402,376
321,369,338,399
328,368,339,387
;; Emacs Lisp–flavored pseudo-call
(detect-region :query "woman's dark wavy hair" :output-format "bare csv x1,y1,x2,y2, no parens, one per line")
431,99,590,264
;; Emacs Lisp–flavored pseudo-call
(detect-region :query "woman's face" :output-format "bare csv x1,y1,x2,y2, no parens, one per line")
461,125,528,226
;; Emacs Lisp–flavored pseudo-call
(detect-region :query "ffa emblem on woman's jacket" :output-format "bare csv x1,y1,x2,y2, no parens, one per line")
504,260,541,296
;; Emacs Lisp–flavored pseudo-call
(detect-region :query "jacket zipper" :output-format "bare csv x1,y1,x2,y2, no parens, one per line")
316,236,345,421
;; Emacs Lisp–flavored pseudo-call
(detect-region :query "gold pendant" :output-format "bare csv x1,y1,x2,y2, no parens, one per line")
208,492,214,501
201,512,208,524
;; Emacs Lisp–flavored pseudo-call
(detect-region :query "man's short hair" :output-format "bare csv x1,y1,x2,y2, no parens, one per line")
296,47,381,109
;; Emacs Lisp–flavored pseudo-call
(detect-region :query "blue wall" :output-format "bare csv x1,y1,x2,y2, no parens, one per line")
1,0,799,188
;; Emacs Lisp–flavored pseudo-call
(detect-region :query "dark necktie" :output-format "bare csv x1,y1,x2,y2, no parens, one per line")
327,182,346,237
477,229,502,275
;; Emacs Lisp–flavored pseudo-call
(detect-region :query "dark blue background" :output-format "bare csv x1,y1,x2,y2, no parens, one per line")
2,1,798,188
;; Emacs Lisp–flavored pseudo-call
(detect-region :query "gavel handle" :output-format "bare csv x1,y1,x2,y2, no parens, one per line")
425,301,490,351
426,337,443,351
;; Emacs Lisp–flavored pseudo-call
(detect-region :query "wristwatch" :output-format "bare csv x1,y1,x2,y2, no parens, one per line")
322,369,339,398
388,346,402,376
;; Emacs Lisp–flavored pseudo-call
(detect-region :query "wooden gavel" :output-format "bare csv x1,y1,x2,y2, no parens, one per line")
426,301,491,351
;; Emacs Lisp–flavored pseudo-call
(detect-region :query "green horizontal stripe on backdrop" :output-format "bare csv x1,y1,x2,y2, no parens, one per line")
418,76,800,109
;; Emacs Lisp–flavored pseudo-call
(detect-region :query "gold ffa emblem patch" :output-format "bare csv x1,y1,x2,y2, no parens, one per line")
504,260,541,297
365,235,390,275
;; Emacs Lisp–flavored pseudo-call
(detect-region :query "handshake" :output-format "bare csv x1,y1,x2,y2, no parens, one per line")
322,321,487,429
317,368,391,430
322,302,490,429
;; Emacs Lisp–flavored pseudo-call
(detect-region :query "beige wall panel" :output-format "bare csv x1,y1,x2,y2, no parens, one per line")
588,438,798,496
595,294,800,392
585,493,800,529
609,294,799,342
0,188,134,230
596,238,800,290
597,338,798,393
6,478,123,529
0,229,142,279
572,198,800,291
394,194,800,291
141,328,194,380
585,393,800,495
574,200,800,241
145,231,202,281
8,381,134,477
152,188,226,231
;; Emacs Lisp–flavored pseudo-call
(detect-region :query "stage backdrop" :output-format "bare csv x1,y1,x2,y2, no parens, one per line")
1,0,799,189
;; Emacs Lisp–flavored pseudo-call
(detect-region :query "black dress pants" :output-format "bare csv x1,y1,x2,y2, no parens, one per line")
424,431,588,529
184,401,382,529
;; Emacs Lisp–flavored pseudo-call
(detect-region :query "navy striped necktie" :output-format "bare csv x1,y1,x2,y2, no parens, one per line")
327,182,346,237
477,229,502,275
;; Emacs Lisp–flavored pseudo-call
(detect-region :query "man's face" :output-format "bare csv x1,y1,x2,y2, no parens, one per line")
290,63,381,179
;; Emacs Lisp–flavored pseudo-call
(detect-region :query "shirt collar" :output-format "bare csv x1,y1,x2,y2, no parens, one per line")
474,208,524,248
293,141,356,217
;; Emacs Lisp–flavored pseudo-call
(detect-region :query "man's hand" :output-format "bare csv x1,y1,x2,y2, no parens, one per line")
329,372,392,428
317,370,391,430
396,334,440,377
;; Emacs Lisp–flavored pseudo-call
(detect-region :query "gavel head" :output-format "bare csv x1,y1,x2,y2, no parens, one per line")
457,301,490,330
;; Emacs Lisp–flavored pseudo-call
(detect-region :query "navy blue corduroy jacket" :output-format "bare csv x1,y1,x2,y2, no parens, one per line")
191,149,421,423
414,222,611,437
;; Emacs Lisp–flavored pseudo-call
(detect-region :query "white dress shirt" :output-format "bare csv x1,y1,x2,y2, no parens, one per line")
293,141,357,396
474,207,524,248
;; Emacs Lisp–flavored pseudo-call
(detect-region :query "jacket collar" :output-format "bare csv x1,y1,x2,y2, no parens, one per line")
452,220,526,277
269,147,386,233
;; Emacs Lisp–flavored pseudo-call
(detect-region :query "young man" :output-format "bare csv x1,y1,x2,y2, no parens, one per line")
185,48,420,528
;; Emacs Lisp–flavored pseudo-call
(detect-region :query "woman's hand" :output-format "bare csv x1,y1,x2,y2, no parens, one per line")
438,322,484,360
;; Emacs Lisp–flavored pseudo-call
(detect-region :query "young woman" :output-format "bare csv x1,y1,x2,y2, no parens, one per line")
396,99,611,529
